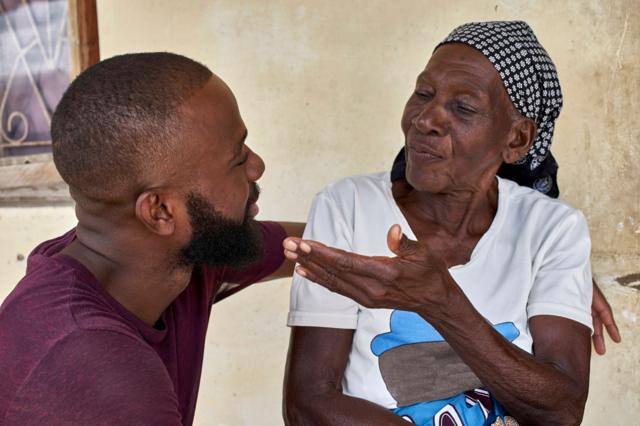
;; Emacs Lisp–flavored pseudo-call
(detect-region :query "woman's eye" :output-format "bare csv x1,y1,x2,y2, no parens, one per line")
415,90,433,100
456,103,476,115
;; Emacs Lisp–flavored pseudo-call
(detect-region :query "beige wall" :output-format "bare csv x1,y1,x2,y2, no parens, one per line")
1,0,638,424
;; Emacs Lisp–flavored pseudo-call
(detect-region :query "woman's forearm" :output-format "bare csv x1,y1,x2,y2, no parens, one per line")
284,326,408,426
423,292,590,425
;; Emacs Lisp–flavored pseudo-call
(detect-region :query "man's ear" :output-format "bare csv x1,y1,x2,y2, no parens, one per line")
502,117,537,164
135,190,177,236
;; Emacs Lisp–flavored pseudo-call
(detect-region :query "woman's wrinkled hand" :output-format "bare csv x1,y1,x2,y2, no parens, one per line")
283,224,463,319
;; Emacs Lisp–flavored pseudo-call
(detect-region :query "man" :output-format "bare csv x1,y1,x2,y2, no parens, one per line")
0,53,302,424
284,21,608,425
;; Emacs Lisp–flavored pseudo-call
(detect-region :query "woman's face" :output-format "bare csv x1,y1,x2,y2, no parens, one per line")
401,43,516,194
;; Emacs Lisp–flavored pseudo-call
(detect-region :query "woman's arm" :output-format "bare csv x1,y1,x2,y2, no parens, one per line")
284,222,592,425
284,326,408,426
426,298,590,426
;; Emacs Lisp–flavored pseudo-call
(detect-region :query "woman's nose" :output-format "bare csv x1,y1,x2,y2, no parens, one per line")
413,101,447,136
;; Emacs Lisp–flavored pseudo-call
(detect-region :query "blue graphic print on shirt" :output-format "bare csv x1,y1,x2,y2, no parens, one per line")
371,310,520,425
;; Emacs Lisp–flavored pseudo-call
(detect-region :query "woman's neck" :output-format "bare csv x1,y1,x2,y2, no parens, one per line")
392,177,499,239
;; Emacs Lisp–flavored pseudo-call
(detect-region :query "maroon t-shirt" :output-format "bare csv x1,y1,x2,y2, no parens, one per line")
0,221,287,425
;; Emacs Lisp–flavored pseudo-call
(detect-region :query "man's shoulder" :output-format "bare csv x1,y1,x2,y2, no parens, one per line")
35,328,162,372
3,329,180,425
1,253,141,340
27,229,76,258
0,256,148,405
1,296,150,393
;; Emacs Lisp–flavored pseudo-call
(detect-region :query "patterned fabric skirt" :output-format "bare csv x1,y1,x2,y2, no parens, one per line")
392,388,519,426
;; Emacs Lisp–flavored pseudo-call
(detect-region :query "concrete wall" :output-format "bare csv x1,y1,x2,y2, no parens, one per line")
1,0,637,424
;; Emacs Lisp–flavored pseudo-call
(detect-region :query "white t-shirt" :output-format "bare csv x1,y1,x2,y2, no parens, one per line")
287,172,592,414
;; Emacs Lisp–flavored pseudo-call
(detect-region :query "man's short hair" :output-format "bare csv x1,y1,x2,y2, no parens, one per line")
51,52,212,201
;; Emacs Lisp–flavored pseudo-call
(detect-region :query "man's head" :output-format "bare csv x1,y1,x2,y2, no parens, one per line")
52,53,265,268
401,21,562,192
52,52,212,201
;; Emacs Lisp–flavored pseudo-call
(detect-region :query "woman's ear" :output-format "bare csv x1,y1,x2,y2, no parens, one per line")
135,190,177,236
503,117,537,164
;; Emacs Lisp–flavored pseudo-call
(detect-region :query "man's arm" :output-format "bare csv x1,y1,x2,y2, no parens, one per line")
284,326,408,425
261,221,305,282
591,279,621,354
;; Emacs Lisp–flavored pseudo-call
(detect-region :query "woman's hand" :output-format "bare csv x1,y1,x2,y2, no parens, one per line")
283,224,463,321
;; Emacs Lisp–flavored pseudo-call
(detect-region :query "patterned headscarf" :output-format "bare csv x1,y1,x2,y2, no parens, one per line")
393,21,562,197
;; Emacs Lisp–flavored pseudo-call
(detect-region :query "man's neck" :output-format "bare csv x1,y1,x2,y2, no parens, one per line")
61,225,193,327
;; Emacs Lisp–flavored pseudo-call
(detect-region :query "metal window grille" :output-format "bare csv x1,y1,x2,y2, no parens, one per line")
0,0,70,162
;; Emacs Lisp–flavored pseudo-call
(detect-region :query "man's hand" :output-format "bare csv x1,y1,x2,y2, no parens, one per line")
591,279,621,355
283,224,462,320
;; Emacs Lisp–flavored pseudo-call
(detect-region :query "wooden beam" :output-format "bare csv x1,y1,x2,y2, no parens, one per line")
0,182,72,207
68,0,100,76
0,160,71,206
0,161,63,190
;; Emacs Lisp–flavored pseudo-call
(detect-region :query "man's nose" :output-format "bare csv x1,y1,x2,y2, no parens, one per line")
413,101,447,136
246,146,265,182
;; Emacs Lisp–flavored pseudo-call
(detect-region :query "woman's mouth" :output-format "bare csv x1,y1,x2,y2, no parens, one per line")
407,145,445,162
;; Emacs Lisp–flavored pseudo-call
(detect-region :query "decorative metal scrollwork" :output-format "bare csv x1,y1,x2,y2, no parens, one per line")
0,0,70,158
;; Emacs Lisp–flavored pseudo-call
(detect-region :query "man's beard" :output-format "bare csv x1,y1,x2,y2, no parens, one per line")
179,187,263,268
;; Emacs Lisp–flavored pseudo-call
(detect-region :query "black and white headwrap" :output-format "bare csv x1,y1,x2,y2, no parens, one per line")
392,21,563,197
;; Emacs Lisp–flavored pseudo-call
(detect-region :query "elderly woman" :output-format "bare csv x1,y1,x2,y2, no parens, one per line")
283,22,601,425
